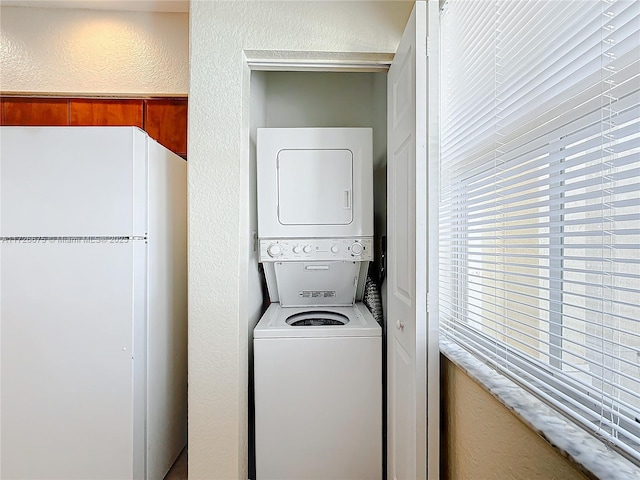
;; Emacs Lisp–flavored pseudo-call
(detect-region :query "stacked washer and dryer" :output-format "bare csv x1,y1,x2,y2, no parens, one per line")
254,128,382,480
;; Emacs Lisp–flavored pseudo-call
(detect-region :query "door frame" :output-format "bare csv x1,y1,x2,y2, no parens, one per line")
426,2,441,479
242,15,440,475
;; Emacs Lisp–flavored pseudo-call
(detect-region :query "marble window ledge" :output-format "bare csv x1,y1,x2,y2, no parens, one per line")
440,338,640,480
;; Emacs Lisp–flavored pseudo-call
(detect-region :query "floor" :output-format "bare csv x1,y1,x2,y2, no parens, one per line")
164,447,188,480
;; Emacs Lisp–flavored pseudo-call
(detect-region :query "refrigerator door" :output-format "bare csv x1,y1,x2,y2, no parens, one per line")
0,127,148,237
0,240,144,479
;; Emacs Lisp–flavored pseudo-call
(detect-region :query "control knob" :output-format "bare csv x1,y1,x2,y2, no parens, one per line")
331,245,339,253
293,245,302,254
303,245,312,253
267,243,282,257
351,242,364,256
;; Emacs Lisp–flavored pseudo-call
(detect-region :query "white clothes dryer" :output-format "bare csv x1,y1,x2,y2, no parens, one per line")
257,127,373,240
253,303,382,480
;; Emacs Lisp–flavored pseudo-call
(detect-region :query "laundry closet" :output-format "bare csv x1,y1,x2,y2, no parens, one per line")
248,71,388,479
245,5,436,479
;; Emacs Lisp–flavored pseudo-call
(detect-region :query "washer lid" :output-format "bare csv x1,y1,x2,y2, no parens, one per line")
254,303,381,338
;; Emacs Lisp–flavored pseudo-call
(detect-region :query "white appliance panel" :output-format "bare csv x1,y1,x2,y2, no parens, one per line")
259,237,373,262
273,261,359,307
254,304,381,480
277,149,353,225
257,127,373,238
0,127,148,237
259,238,372,304
0,241,138,479
262,260,371,306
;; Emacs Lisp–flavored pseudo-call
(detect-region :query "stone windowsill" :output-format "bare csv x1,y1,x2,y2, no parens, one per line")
440,338,640,480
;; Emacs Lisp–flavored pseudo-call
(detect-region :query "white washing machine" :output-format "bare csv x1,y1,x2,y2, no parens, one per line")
254,303,381,480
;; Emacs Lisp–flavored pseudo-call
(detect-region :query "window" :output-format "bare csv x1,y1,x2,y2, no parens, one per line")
439,0,640,463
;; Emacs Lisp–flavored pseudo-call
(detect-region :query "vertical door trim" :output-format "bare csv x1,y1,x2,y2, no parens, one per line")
426,1,441,479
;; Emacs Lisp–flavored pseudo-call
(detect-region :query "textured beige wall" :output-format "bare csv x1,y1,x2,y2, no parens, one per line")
188,2,413,478
0,6,188,95
441,356,589,480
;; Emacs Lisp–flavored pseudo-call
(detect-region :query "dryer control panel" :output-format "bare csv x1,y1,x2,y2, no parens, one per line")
260,238,373,262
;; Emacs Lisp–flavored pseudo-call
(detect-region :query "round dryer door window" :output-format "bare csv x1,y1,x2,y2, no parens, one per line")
286,311,349,326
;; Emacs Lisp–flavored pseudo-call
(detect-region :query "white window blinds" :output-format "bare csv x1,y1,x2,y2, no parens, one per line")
440,0,640,463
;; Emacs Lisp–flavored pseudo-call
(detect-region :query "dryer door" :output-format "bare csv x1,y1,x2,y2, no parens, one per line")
277,149,353,226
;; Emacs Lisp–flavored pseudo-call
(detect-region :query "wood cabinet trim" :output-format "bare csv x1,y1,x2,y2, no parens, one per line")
0,96,187,158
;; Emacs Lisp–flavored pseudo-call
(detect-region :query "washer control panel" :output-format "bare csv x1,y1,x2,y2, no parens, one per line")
260,237,373,262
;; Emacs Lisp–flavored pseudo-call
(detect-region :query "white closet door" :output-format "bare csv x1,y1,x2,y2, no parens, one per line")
387,2,429,479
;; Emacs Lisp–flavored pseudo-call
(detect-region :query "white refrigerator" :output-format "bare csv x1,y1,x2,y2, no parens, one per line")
0,127,187,480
